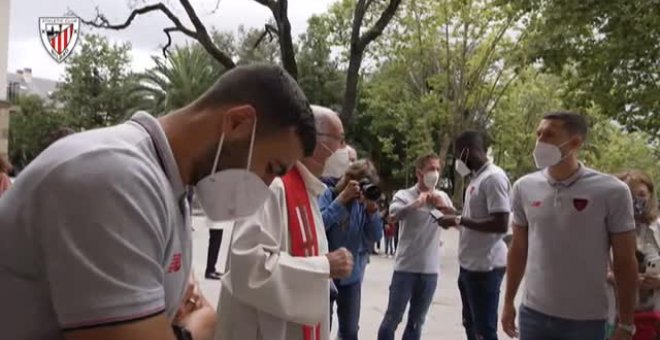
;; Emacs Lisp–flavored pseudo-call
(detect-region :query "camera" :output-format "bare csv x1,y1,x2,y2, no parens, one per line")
359,178,382,201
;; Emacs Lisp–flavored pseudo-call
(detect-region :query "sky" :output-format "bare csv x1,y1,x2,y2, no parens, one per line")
7,0,335,81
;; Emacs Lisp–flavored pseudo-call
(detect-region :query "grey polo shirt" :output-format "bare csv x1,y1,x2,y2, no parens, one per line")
459,163,511,271
0,112,192,339
390,186,453,274
512,165,635,320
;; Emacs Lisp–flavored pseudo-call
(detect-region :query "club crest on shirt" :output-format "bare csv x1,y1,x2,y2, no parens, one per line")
573,198,589,212
167,253,182,273
531,200,542,208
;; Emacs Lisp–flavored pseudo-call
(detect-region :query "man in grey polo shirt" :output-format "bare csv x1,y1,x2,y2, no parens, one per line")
0,64,316,340
378,152,454,340
501,112,638,340
438,130,511,340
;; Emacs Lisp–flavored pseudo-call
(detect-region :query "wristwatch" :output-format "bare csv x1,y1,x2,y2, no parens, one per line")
618,323,636,336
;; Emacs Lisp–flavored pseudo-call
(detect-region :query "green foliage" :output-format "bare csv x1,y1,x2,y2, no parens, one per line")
490,69,564,180
8,95,76,170
296,15,345,108
138,43,225,115
511,0,660,140
53,34,144,129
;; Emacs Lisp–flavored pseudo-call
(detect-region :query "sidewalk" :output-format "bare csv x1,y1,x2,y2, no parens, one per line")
191,216,512,339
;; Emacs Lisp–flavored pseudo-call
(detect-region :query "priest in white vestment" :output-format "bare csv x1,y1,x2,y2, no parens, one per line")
216,106,353,340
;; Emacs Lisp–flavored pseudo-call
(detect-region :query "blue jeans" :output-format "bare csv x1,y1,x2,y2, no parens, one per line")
519,305,606,340
330,280,362,340
458,267,505,340
378,271,438,340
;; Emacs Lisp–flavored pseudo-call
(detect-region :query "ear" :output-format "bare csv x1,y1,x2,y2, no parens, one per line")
222,105,256,138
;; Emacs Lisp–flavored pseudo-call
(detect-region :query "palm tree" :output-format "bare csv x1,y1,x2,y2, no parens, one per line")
138,43,227,115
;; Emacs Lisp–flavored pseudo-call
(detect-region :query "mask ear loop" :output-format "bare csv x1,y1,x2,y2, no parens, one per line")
210,133,225,177
458,148,469,166
246,117,257,171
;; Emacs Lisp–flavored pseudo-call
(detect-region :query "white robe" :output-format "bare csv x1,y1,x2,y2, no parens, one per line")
215,162,331,340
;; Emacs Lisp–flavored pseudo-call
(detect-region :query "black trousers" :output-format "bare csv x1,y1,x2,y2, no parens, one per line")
205,229,224,274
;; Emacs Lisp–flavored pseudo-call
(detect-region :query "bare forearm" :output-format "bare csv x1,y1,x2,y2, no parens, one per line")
611,231,639,325
504,245,527,306
613,258,638,324
461,216,507,234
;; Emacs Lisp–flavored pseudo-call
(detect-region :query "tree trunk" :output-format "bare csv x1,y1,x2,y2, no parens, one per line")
340,49,364,126
272,1,298,79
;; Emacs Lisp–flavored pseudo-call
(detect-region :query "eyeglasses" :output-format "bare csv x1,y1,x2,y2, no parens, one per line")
317,132,345,144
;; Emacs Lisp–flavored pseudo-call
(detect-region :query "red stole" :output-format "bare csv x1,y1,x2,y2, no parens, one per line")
282,167,321,340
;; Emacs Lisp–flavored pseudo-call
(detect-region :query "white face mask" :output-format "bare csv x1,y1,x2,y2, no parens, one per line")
194,118,271,221
533,140,571,169
322,147,351,178
454,148,471,177
423,170,439,190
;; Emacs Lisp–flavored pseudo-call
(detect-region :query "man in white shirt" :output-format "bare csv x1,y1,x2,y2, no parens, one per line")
378,153,454,340
217,106,353,340
438,130,511,340
501,112,638,340
0,64,316,340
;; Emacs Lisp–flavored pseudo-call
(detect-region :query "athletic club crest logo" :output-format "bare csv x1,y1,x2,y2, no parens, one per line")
39,17,80,63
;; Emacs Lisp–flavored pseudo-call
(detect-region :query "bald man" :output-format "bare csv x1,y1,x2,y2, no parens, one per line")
217,106,354,340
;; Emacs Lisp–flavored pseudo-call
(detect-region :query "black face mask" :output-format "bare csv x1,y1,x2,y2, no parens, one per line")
634,197,647,217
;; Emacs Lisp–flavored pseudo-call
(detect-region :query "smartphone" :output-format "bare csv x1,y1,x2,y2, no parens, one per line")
429,208,444,222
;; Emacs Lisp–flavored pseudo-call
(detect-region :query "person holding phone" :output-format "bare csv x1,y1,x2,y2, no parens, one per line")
378,152,454,340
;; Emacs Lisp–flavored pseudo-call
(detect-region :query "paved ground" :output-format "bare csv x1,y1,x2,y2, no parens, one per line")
190,215,513,339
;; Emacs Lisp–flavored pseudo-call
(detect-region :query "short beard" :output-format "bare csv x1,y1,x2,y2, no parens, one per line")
191,137,249,185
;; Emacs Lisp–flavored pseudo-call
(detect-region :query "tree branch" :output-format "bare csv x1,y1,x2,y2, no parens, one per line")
485,72,520,121
358,0,403,49
253,24,279,49
73,1,236,69
177,0,235,68
253,0,276,8
162,27,179,58
74,3,196,38
210,0,222,14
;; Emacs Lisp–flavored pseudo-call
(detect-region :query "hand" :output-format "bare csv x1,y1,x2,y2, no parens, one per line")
640,274,660,290
338,180,361,205
426,194,456,213
437,215,459,229
174,274,203,322
174,275,216,340
176,294,216,340
326,247,354,279
414,192,430,208
501,303,518,338
606,271,616,284
364,198,379,214
610,327,634,340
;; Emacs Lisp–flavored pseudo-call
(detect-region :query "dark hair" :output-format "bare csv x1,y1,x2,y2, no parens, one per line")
454,130,490,153
542,111,588,138
195,64,316,156
415,152,440,170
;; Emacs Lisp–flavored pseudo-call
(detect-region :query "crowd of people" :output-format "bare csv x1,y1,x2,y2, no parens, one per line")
0,64,656,340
